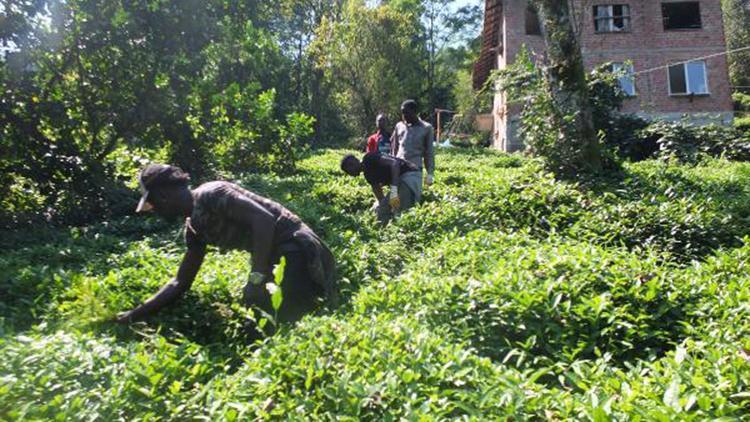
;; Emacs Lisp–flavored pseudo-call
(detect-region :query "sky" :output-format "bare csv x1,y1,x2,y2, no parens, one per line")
456,0,482,9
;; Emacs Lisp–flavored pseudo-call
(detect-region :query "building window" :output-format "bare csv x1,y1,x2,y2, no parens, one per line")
668,60,709,95
525,6,542,35
662,2,702,30
593,5,631,33
612,62,636,96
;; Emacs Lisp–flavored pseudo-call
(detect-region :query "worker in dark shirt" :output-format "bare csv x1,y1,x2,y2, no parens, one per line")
340,152,419,223
115,164,336,326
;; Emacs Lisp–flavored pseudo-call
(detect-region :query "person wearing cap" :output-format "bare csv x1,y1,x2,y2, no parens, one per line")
116,164,336,326
390,99,435,204
340,152,419,223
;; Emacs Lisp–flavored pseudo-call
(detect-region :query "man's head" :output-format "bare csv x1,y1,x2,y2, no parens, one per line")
400,100,419,124
136,164,192,220
376,113,388,131
340,154,362,177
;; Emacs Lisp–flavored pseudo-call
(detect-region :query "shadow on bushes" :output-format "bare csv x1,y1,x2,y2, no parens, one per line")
0,218,176,332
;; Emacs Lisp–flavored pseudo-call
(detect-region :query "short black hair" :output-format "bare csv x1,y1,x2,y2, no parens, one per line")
340,154,359,172
139,164,190,190
401,99,418,113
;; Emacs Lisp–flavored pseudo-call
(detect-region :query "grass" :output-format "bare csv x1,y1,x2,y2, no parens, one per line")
1,149,750,419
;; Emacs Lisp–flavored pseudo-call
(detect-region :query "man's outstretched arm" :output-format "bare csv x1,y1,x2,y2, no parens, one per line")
115,242,206,323
370,183,385,203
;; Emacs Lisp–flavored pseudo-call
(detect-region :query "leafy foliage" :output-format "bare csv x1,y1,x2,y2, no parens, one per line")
493,49,620,176
734,92,750,133
644,120,750,163
312,1,424,136
721,0,750,87
496,52,750,166
187,85,313,175
2,150,750,419
0,0,313,228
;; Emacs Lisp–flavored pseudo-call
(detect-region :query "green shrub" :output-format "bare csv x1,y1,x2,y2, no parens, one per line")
643,120,750,162
493,50,627,175
602,114,654,161
3,149,750,419
187,84,313,175
733,92,750,111
735,115,750,133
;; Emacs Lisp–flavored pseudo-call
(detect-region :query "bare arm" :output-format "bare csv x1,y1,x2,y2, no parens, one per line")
371,184,385,202
115,241,206,323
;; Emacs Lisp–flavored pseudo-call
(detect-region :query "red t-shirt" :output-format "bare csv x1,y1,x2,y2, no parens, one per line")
366,130,392,154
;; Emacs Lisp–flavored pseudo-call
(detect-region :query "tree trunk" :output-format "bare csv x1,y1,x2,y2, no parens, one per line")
310,65,324,146
531,0,602,174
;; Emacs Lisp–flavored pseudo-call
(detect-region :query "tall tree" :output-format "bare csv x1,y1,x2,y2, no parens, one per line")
422,0,481,115
528,0,602,175
0,0,308,225
381,0,481,117
314,0,423,135
722,0,750,88
271,0,346,144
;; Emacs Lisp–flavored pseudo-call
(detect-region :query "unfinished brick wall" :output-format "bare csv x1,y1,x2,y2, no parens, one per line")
490,0,734,151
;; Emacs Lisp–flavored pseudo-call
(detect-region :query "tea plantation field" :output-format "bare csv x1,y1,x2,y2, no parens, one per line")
2,149,750,420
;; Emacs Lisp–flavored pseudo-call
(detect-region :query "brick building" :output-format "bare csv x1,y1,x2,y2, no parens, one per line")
474,0,735,151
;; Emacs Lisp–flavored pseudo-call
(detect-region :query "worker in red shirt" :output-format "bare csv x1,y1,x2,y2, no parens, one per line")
366,113,392,154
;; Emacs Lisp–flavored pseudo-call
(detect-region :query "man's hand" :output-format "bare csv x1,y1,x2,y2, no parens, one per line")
389,186,400,210
425,173,434,187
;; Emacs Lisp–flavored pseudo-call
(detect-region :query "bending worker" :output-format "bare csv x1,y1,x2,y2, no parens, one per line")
115,164,336,325
341,151,420,223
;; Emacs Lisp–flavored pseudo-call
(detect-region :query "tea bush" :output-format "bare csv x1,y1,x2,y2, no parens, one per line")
2,149,750,419
643,120,750,163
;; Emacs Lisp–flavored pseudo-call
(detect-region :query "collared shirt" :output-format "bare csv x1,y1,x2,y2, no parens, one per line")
391,119,435,174
366,130,392,154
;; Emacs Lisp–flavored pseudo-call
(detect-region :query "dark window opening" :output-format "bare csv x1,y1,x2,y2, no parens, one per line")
668,61,708,95
668,64,687,94
662,2,702,30
594,4,631,33
525,7,542,35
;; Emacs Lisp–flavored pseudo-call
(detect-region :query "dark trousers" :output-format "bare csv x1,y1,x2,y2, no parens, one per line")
242,251,324,325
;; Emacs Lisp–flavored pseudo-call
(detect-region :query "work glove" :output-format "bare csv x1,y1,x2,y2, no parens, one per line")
243,271,268,307
425,173,434,187
114,310,134,324
249,271,266,286
389,186,400,210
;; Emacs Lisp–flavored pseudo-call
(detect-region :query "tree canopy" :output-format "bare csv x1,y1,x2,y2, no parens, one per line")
0,0,481,227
